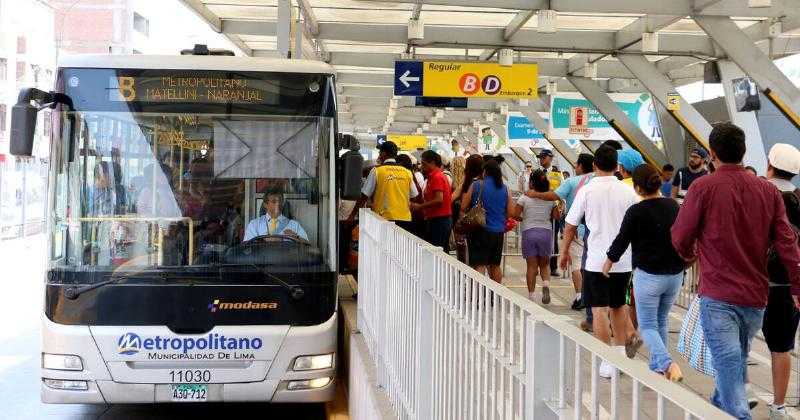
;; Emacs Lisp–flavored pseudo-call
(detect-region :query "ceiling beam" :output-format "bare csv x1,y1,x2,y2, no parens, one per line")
354,0,797,17
505,10,536,40
178,0,252,56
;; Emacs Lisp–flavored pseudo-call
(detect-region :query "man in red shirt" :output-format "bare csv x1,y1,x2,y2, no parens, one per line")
671,123,800,419
412,150,453,251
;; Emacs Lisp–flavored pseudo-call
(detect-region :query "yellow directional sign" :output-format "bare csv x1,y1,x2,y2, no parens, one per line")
387,134,428,151
422,62,538,99
666,92,681,111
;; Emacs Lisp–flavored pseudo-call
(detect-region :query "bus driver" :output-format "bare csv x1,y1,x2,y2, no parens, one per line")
244,189,309,241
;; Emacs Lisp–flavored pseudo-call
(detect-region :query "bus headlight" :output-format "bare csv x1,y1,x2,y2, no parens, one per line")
43,378,89,391
42,354,84,371
287,377,331,391
293,353,334,371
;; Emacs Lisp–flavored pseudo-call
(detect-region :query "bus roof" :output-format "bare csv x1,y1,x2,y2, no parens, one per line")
58,54,336,75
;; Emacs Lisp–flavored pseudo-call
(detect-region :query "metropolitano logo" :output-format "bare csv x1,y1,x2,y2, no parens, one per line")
117,333,142,355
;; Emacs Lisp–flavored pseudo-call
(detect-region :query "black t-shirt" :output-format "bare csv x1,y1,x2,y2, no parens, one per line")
607,197,685,275
671,167,708,195
768,189,800,286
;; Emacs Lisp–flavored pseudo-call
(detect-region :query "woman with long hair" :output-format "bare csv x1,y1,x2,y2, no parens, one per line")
602,164,685,381
460,160,513,282
452,155,484,262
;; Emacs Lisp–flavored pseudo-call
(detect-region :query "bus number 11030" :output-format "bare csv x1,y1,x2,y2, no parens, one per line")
170,369,211,383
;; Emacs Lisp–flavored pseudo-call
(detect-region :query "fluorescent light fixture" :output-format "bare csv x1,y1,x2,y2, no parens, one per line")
408,18,424,41
585,62,598,79
642,32,658,53
498,48,514,67
546,80,558,95
42,354,84,371
538,10,557,33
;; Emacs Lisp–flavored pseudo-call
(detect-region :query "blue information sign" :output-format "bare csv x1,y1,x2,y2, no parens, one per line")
507,115,546,140
394,61,423,96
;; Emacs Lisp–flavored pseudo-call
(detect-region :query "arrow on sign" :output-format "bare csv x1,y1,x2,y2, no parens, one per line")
399,70,420,88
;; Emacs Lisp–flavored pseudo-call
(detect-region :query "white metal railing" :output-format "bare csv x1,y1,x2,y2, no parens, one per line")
675,263,700,310
357,209,731,420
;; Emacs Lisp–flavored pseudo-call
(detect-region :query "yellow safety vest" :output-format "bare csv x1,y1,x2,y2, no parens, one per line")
372,164,414,222
546,170,563,191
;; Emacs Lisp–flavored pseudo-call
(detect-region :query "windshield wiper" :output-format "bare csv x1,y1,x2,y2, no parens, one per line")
63,275,129,300
249,264,305,301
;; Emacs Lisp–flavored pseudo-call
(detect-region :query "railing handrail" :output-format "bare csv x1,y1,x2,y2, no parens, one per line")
356,209,731,419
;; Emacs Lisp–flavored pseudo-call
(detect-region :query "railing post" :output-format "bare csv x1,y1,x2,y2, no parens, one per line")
525,317,560,420
415,246,438,420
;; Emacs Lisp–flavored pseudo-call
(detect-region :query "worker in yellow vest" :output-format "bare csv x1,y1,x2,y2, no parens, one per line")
348,141,419,232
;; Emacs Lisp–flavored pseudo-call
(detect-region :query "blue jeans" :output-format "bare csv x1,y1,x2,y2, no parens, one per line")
632,269,683,372
700,297,765,420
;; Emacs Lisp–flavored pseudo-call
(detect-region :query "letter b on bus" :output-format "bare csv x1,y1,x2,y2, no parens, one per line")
117,77,136,101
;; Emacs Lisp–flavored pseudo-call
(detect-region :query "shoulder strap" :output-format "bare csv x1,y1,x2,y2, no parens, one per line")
468,180,484,210
576,173,591,191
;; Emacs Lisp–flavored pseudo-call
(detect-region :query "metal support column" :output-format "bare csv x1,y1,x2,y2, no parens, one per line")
717,60,769,173
617,53,713,150
568,76,668,168
516,105,578,167
294,17,304,59
277,0,292,59
694,15,800,130
654,101,686,167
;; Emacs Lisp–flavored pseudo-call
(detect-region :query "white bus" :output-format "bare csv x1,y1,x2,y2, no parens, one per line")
10,49,361,404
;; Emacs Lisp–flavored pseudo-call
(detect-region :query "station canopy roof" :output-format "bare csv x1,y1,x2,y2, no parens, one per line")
184,0,800,135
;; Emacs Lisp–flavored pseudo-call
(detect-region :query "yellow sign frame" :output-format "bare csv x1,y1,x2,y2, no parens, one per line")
387,134,428,151
421,61,539,99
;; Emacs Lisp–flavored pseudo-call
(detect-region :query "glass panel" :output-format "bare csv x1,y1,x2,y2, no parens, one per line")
50,110,333,279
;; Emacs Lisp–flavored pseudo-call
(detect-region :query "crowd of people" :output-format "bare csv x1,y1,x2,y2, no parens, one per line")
348,122,800,419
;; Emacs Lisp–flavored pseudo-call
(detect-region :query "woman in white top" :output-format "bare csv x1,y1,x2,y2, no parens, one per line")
512,170,562,304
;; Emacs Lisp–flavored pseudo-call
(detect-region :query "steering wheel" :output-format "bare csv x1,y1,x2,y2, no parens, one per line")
242,234,310,246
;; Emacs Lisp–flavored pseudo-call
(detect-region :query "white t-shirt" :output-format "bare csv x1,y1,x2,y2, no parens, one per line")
565,175,638,273
516,195,555,231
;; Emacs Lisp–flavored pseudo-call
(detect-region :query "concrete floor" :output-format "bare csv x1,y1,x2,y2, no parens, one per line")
0,234,326,420
500,252,800,419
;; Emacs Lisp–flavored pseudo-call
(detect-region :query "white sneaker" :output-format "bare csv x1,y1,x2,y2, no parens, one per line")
599,360,614,379
769,404,788,419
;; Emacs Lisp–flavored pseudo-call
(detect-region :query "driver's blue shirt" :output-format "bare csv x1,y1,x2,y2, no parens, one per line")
243,214,308,241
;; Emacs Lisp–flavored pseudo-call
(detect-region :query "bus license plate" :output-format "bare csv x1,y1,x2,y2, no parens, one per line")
171,384,208,402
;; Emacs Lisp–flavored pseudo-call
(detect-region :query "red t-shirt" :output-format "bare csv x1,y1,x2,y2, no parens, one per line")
423,169,452,219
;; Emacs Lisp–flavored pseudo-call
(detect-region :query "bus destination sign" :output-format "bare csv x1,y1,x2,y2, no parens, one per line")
109,76,269,104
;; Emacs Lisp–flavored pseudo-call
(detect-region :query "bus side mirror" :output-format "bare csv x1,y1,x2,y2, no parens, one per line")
10,101,38,157
341,149,363,200
10,88,68,157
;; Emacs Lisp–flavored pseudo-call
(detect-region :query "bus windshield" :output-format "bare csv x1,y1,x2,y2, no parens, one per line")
48,69,335,281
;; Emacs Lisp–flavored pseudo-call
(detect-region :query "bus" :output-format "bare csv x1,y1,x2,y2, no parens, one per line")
10,50,361,404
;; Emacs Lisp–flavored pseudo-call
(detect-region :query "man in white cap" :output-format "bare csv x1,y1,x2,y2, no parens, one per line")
763,143,800,419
